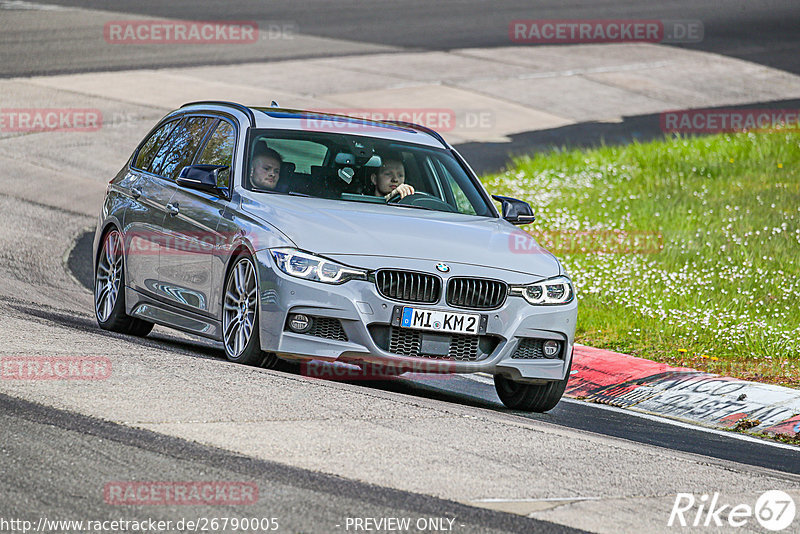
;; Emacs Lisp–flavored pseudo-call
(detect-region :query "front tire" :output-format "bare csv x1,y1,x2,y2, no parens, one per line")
494,361,571,412
94,228,154,337
222,253,281,368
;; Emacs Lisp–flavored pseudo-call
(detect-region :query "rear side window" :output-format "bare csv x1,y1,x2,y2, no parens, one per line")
134,119,178,171
197,120,236,188
149,117,213,180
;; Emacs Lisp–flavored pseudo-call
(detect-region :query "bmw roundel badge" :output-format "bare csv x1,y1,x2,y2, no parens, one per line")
435,263,450,273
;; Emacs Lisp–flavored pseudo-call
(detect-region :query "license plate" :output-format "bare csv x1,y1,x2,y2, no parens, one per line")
400,307,480,335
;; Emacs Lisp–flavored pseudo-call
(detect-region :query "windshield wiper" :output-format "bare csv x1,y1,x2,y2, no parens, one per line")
334,196,439,212
287,191,310,197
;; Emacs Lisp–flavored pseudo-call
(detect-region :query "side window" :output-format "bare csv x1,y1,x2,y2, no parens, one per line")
443,169,476,215
134,119,178,171
149,117,213,181
434,158,481,215
196,120,235,188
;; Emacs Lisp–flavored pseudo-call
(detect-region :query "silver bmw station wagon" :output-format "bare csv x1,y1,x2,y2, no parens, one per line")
93,101,577,412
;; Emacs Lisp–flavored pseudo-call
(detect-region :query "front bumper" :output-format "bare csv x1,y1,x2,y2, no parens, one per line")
254,252,577,382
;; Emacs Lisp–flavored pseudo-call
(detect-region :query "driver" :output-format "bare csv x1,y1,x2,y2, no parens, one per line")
370,155,415,200
250,144,283,191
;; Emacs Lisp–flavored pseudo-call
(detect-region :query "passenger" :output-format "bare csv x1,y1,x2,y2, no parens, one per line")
249,145,283,191
369,156,415,200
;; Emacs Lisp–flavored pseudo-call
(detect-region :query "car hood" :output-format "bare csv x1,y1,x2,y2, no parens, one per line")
242,195,561,278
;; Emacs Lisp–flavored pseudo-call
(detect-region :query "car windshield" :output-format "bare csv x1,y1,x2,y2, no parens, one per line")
245,128,494,217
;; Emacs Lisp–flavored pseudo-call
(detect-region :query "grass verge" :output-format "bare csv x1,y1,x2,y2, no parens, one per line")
482,131,800,388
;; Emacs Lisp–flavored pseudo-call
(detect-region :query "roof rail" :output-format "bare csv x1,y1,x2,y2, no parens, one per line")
381,120,449,147
180,101,256,125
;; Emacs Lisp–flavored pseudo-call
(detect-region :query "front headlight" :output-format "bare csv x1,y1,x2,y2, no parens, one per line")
509,275,575,305
270,248,367,284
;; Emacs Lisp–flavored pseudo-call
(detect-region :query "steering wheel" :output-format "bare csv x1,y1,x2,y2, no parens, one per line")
388,192,457,212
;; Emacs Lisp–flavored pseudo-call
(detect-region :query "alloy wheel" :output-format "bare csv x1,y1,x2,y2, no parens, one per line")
223,257,258,358
95,230,123,323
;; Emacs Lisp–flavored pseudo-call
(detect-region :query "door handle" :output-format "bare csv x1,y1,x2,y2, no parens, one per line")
166,203,179,216
131,187,142,199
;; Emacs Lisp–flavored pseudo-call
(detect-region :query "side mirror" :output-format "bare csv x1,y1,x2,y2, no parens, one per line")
492,195,536,225
177,165,228,194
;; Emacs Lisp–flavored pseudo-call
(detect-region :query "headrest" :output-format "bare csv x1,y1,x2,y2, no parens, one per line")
268,162,294,193
280,161,295,177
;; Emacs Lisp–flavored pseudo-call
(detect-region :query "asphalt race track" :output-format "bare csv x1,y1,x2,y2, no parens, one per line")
1,394,576,534
62,233,800,477
1,2,800,532
4,0,800,76
3,0,799,172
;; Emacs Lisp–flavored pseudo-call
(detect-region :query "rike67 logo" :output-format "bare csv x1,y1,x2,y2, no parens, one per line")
669,491,796,531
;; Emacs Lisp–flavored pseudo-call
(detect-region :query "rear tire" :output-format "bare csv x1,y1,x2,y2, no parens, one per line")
494,360,571,412
95,229,154,337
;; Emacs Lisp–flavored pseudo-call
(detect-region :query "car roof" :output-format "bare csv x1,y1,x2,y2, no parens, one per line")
178,101,449,149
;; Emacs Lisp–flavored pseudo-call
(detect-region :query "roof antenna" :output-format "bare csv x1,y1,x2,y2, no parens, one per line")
270,100,279,107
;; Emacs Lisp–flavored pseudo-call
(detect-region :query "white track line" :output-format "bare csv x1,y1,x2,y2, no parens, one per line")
0,1,68,10
474,497,601,503
463,374,800,453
